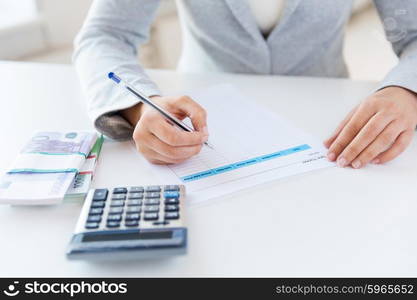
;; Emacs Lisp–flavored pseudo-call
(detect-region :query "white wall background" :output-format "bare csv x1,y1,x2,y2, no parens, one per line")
37,0,93,48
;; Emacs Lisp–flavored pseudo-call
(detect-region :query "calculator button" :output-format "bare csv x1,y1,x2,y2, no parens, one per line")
85,222,99,229
145,192,160,199
111,194,127,200
145,186,161,192
110,200,125,207
153,221,170,226
144,199,160,205
126,206,141,213
129,186,144,193
107,214,122,222
165,212,179,220
165,205,179,212
87,215,101,223
128,193,143,199
125,213,140,221
144,213,158,221
164,198,179,205
144,206,159,213
164,191,179,199
109,207,124,214
113,187,128,194
164,185,180,191
91,201,105,208
89,208,104,215
124,220,139,227
93,189,108,201
106,221,120,228
127,199,142,206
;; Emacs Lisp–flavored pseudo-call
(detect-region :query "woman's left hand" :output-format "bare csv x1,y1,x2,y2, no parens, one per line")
324,86,417,168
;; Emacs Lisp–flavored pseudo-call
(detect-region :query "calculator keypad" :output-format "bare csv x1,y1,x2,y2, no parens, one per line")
165,212,180,220
165,198,179,205
129,193,143,199
91,201,105,208
145,192,160,199
127,199,142,206
113,187,128,194
85,222,99,229
144,199,160,205
145,186,161,192
111,194,126,200
129,186,144,193
93,189,108,200
84,185,183,231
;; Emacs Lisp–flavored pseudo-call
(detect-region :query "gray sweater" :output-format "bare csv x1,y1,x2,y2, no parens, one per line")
73,0,417,140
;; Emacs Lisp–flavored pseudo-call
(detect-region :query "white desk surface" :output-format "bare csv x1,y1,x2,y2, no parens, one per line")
1,61,416,277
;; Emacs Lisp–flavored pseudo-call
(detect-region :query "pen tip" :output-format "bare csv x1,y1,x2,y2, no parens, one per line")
205,141,214,149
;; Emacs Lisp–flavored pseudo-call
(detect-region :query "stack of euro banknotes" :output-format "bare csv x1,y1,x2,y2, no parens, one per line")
0,131,103,205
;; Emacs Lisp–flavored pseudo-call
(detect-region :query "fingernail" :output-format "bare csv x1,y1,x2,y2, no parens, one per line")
352,160,361,169
372,158,380,164
337,157,347,167
202,126,209,136
327,152,336,161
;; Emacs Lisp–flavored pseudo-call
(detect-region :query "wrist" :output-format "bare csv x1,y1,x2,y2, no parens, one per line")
121,95,162,126
120,103,142,126
379,86,417,100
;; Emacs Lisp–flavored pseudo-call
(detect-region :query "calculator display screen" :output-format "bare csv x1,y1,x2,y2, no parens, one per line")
82,231,173,242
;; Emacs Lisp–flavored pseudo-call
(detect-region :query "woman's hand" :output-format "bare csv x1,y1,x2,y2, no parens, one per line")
122,95,209,164
324,86,417,168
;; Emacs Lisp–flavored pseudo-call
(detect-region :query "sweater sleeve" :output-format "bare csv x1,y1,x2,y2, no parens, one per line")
73,0,162,140
374,1,417,94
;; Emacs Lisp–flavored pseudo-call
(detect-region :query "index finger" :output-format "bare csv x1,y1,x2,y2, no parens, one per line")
168,96,208,133
148,114,208,146
327,105,375,166
324,105,358,150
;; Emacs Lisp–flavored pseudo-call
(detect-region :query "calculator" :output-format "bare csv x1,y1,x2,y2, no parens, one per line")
66,185,187,260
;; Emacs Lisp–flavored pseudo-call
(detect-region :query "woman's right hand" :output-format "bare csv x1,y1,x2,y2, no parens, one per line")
122,95,209,164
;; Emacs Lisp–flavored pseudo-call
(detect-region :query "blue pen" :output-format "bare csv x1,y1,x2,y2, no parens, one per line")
108,72,213,149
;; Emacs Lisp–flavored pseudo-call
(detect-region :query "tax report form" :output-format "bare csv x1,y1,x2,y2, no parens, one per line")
135,84,334,204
